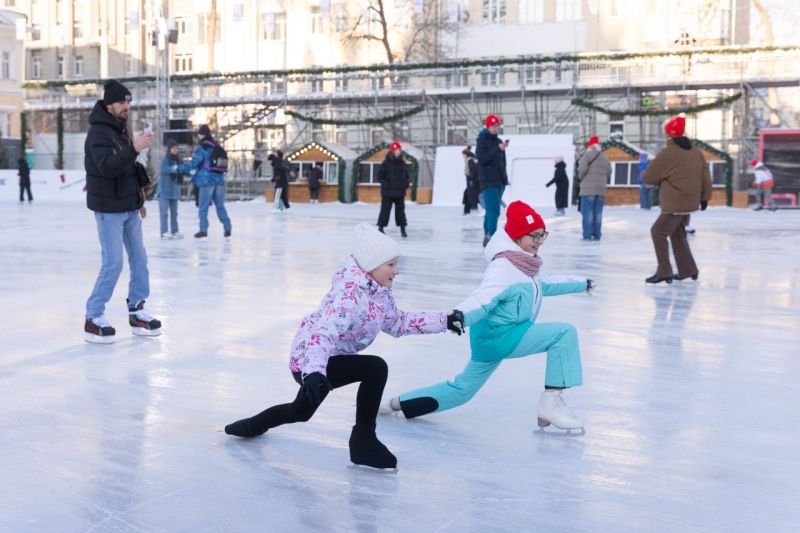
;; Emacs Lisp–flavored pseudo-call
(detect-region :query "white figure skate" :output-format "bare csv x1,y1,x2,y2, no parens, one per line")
536,389,585,436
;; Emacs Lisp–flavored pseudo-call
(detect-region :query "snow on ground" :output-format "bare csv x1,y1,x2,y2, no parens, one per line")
1,199,798,532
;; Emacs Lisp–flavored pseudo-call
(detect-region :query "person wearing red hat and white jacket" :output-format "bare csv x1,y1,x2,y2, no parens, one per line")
376,141,411,237
751,159,777,211
476,115,510,247
641,116,712,284
389,201,595,432
576,135,612,241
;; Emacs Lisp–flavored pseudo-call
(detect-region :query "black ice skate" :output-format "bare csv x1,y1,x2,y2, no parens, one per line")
349,424,397,470
84,315,116,344
645,274,672,285
224,418,266,438
127,299,162,336
673,273,699,282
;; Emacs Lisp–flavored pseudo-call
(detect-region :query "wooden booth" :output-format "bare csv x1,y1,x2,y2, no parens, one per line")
353,142,433,204
264,142,358,204
598,139,731,207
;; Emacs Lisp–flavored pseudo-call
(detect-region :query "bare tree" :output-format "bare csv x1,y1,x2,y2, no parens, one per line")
752,0,781,126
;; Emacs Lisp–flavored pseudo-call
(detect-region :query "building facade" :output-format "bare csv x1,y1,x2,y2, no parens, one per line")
0,7,24,166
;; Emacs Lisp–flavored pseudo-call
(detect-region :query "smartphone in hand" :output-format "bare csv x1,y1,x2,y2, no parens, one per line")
143,122,152,135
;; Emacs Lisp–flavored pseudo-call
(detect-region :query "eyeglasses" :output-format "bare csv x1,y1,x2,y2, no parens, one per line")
526,231,549,243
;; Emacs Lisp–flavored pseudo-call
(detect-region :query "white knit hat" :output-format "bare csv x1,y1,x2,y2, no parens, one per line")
353,223,401,273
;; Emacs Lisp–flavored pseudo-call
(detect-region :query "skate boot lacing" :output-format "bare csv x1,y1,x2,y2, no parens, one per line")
91,315,111,328
551,392,579,421
131,308,155,322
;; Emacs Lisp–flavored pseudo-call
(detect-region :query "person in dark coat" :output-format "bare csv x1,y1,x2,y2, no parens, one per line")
376,141,410,238
546,156,570,216
268,152,290,212
17,158,32,203
476,114,509,246
462,147,480,215
83,79,161,344
308,162,323,204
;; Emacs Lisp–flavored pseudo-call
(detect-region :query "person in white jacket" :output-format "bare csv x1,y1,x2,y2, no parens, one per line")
751,159,777,211
390,201,595,432
224,224,464,469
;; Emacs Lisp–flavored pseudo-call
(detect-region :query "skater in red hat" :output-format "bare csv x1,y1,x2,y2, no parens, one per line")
376,141,410,238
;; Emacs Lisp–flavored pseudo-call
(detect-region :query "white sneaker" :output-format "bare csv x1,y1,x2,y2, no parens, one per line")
270,208,283,214
171,233,184,239
536,389,583,430
160,233,172,239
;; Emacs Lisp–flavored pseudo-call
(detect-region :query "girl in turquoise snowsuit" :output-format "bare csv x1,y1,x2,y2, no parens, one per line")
390,201,594,430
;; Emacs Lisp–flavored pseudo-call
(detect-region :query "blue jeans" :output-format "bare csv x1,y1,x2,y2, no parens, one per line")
580,195,605,240
198,185,232,232
158,197,179,234
482,186,502,235
639,184,653,209
86,210,150,318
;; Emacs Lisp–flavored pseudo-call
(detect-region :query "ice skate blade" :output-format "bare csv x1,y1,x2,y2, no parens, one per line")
131,327,161,337
535,427,585,438
84,332,114,344
347,464,398,475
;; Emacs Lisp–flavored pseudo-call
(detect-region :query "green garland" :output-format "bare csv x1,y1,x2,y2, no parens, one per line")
21,45,800,89
691,138,733,207
600,139,639,158
571,93,742,117
350,142,419,203
285,105,425,126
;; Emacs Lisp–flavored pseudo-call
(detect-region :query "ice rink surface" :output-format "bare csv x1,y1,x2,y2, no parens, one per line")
1,199,798,532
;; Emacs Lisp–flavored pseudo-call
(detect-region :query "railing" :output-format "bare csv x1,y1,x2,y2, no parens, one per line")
24,50,800,110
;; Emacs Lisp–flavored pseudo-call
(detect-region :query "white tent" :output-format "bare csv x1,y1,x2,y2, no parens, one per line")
432,135,575,208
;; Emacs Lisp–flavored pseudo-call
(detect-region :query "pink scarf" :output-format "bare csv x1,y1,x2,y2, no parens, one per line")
494,251,543,276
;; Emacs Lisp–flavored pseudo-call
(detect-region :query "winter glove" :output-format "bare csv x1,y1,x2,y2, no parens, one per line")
171,165,178,173
190,169,197,176
586,279,596,294
301,372,334,406
700,200,708,211
447,310,465,336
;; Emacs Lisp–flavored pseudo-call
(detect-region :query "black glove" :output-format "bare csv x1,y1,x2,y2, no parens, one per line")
301,372,334,406
586,279,596,294
700,200,708,211
447,310,465,336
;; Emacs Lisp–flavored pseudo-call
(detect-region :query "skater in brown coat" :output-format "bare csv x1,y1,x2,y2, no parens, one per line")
641,116,712,284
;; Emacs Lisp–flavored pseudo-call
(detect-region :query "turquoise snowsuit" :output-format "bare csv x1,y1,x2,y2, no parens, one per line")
398,230,588,419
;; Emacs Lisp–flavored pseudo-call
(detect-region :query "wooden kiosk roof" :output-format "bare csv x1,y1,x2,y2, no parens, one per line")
285,142,359,163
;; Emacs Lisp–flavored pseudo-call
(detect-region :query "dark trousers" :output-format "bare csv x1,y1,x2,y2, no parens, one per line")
19,185,33,202
281,186,290,208
248,355,388,434
309,188,319,201
377,196,407,228
651,213,698,278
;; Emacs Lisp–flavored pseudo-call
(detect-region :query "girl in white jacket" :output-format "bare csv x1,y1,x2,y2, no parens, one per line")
391,202,594,431
225,223,462,469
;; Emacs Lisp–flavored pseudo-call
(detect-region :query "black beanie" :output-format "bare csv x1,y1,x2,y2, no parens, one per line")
103,79,132,106
166,138,179,150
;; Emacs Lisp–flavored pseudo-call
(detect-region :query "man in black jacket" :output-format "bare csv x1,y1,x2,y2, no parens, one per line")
476,115,509,247
376,141,410,238
84,79,162,344
17,157,32,203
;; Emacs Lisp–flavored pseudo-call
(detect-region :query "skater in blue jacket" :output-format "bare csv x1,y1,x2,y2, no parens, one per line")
390,201,595,431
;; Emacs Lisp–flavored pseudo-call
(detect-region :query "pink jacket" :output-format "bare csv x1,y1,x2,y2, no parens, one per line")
289,255,447,377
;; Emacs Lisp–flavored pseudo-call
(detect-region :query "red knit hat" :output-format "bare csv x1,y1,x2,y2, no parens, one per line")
587,135,600,147
749,159,760,168
504,201,546,241
664,116,686,137
390,141,402,152
485,114,501,128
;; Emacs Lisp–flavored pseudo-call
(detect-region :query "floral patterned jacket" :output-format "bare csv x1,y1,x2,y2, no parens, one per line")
289,255,447,377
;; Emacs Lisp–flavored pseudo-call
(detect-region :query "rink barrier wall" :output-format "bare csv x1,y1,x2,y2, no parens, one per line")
0,170,87,201
264,182,340,203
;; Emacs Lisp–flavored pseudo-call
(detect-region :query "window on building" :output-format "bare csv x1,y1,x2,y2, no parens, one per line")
197,13,222,45
5,1,16,7
56,0,65,23
2,52,10,79
31,24,41,41
482,0,506,25
31,51,42,79
176,16,193,36
261,13,286,40
310,7,324,34
555,0,581,21
480,68,505,87
335,77,348,92
57,56,64,77
73,21,84,39
445,69,469,88
518,0,543,24
0,112,11,138
332,4,349,32
710,161,726,186
174,53,193,73
125,54,134,73
74,55,84,77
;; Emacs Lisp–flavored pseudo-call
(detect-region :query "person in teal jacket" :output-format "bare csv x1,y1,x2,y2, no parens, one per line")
157,139,184,239
389,201,595,430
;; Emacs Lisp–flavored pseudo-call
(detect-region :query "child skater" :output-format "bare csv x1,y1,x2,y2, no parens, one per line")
389,201,595,432
225,223,464,468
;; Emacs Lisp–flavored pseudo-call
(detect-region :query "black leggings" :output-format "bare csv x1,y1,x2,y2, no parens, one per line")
377,196,407,227
249,354,388,434
309,188,319,201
